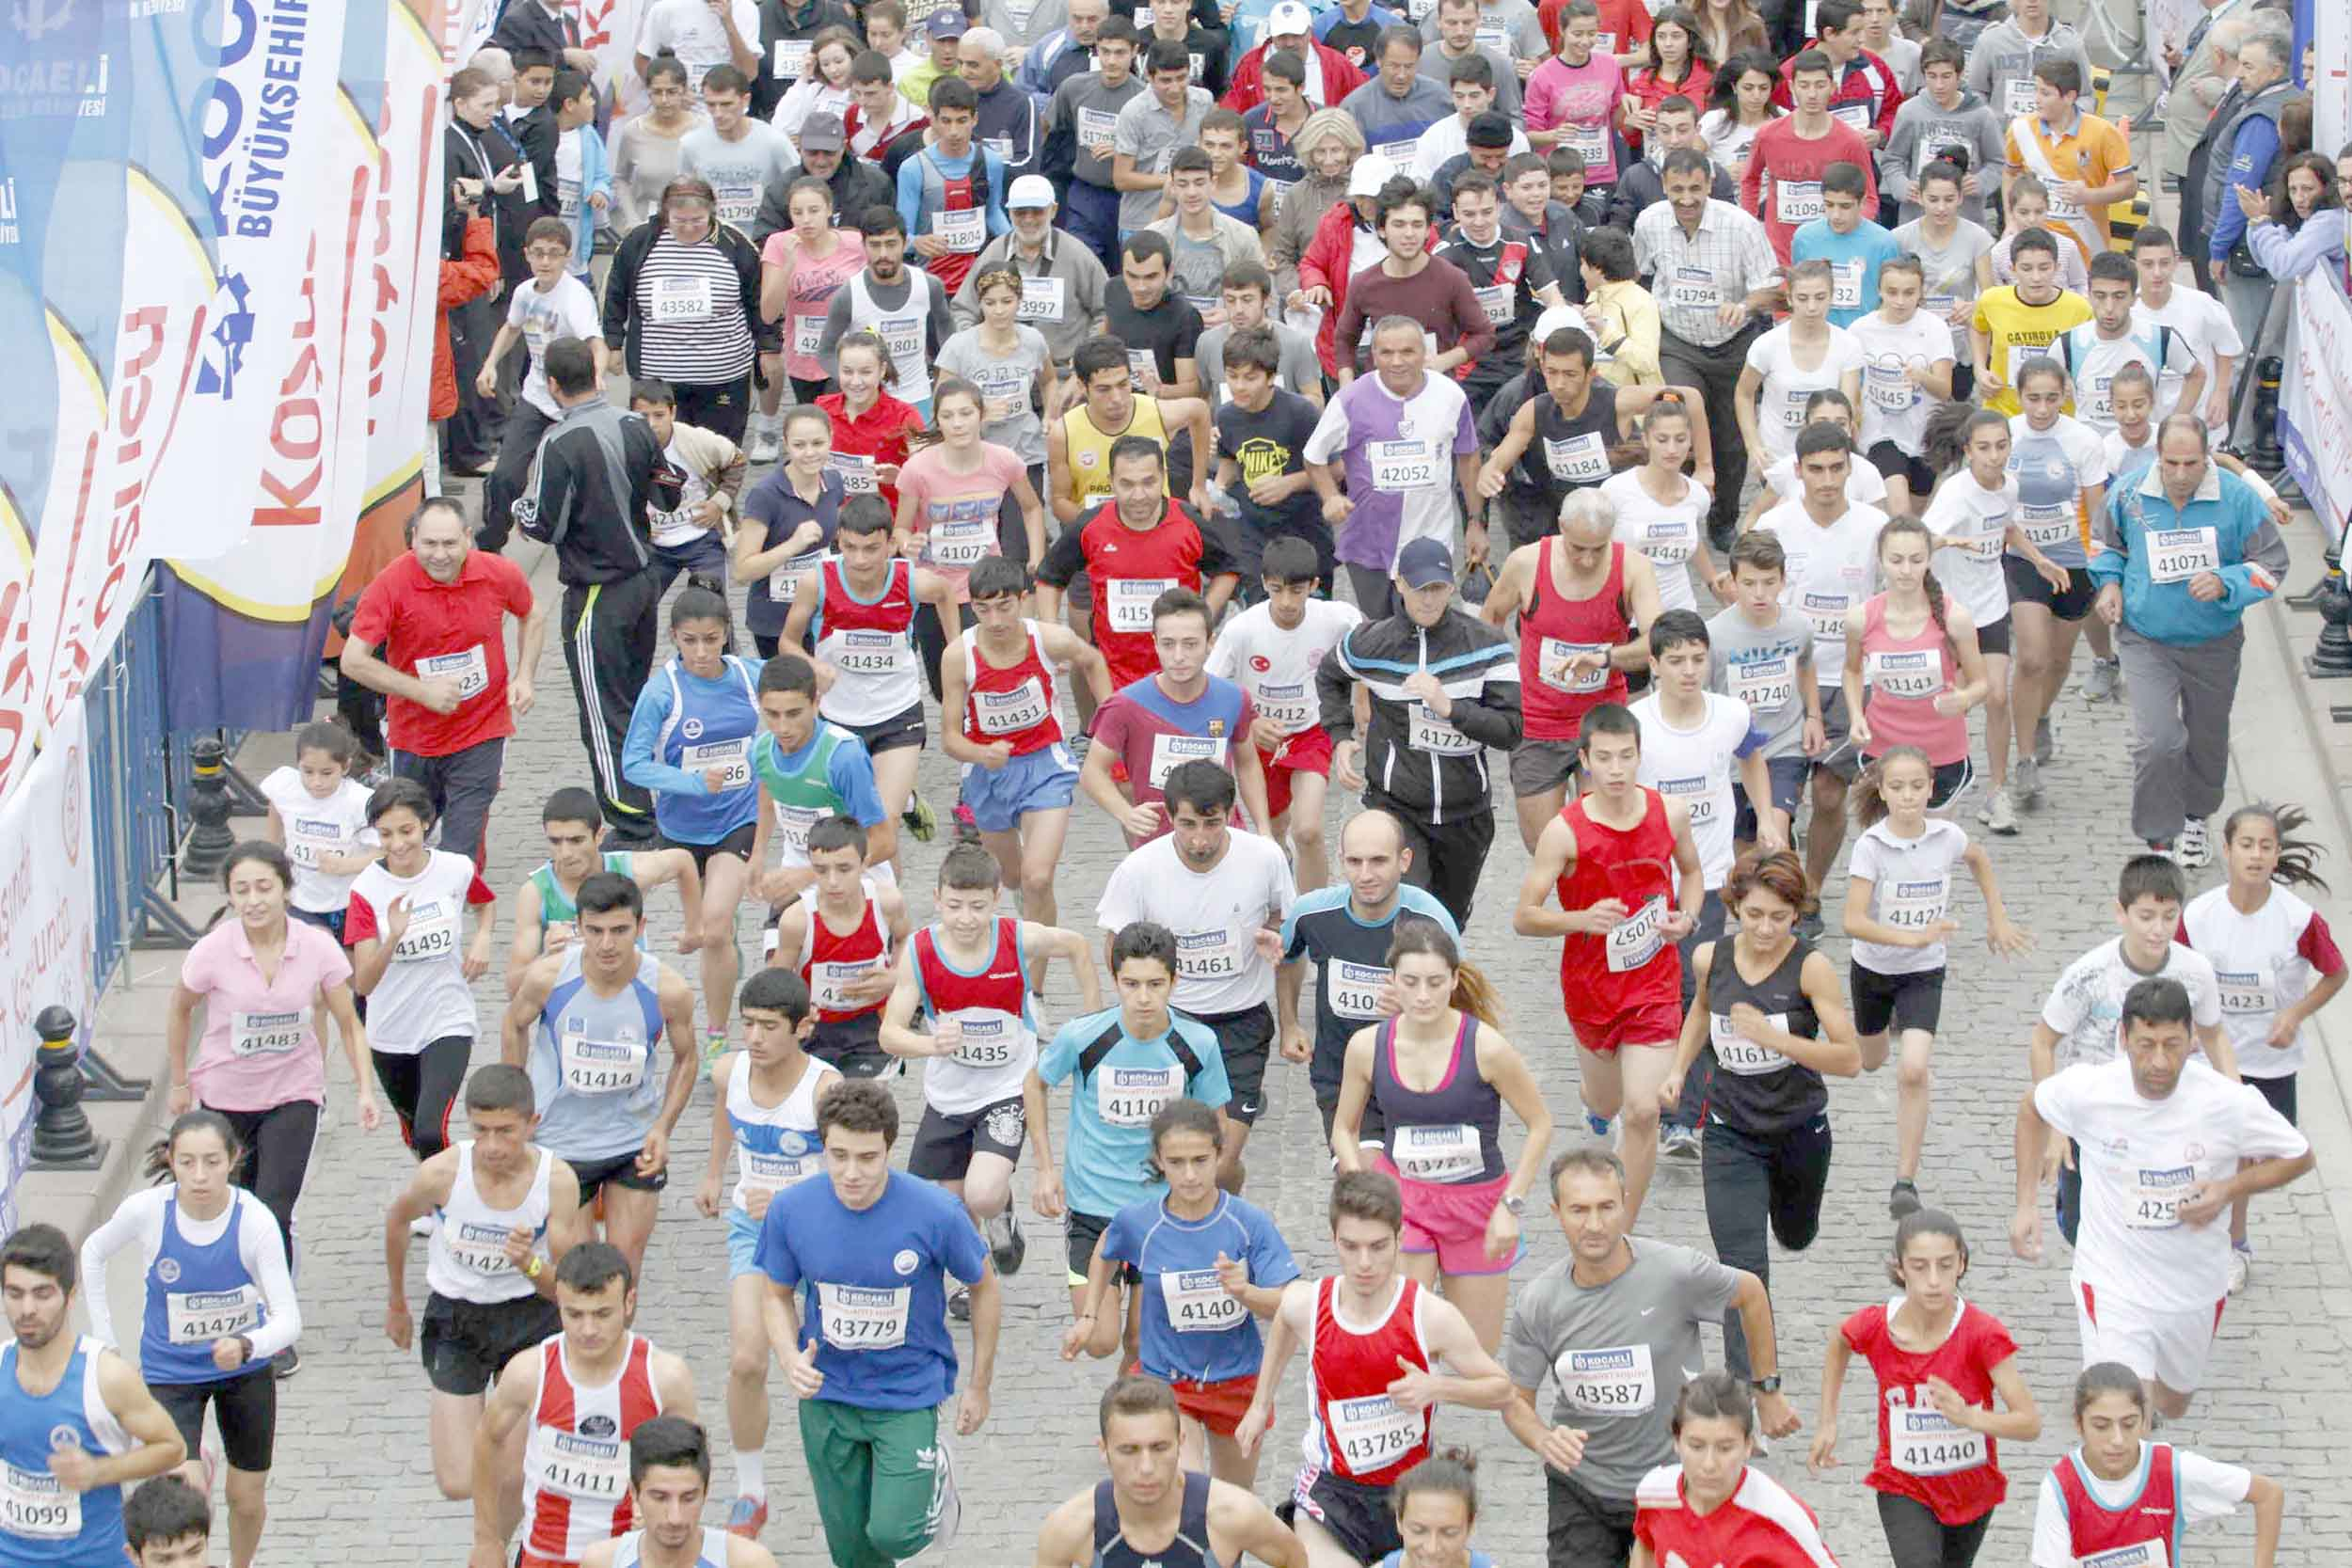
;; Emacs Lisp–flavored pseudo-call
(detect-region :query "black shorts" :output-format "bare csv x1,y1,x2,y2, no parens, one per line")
1733,753,1810,843
660,820,757,878
1314,1085,1388,1151
847,702,927,756
420,1291,563,1397
2249,1071,2297,1124
1851,961,1947,1036
1859,754,1972,809
1194,1004,1275,1124
810,1009,893,1077
2002,553,2096,622
1975,614,2011,657
1281,1466,1404,1565
1547,1467,1637,1568
154,1370,277,1473
1865,440,1936,497
1812,689,1860,784
568,1148,670,1200
1066,1209,1140,1284
907,1095,1028,1181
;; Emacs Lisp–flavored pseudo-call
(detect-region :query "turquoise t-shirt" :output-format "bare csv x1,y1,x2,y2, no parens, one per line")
1037,1006,1230,1218
1791,216,1904,329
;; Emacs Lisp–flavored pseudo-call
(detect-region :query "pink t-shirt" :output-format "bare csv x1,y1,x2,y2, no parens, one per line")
894,440,1027,601
1525,54,1627,184
180,919,355,1112
763,230,866,382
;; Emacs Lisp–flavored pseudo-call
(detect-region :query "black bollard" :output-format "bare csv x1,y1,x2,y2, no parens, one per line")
182,734,237,879
2253,357,2286,475
25,1006,103,1172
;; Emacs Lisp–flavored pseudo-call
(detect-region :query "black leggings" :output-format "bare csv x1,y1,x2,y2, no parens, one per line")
212,1101,321,1275
912,600,977,703
1877,1492,1992,1568
372,1035,474,1164
1703,1112,1834,1378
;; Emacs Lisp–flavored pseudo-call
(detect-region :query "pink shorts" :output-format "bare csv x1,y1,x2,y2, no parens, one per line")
1373,1157,1519,1276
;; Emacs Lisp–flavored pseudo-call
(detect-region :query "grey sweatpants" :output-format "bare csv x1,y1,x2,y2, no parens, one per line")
2118,623,2243,844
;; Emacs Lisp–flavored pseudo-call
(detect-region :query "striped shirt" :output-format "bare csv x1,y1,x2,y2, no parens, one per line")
633,234,756,383
1633,198,1780,349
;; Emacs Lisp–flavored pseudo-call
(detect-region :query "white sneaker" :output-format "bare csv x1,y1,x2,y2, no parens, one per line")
2012,755,2042,807
2034,713,2057,764
2084,657,2122,703
2227,1243,2251,1294
410,1212,439,1238
1980,785,2019,835
2178,817,2213,869
745,419,783,464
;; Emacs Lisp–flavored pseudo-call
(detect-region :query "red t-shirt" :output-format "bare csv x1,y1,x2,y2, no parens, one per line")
1740,114,1879,262
1542,0,1653,54
1838,1298,2016,1527
817,390,926,518
1631,1465,1841,1567
348,550,534,756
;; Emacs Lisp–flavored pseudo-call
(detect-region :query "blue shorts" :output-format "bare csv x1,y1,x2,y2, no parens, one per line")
654,531,729,578
1732,753,1809,842
725,1206,762,1277
960,742,1078,833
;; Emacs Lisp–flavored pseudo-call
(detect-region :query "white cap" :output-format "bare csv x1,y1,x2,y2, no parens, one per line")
1266,0,1312,34
1531,305,1582,344
1008,174,1057,209
1347,154,1391,196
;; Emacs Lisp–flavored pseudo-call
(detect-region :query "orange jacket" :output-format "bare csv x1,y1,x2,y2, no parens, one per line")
432,216,501,421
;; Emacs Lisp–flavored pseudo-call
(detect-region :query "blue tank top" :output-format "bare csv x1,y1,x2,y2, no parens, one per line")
531,946,668,1162
650,654,763,843
1212,166,1265,229
139,1193,272,1386
2007,417,2093,569
1093,1470,1222,1568
1373,1013,1505,1185
0,1338,130,1567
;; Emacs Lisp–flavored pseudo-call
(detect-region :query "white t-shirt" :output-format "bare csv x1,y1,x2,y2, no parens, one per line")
2180,884,2343,1079
2134,282,2242,429
1755,501,1885,673
1629,692,1756,890
2029,1446,2251,1568
258,768,377,914
506,274,603,419
1919,468,2016,628
557,128,585,223
2062,315,2202,434
1203,598,1363,739
1743,323,1867,463
1848,818,1972,975
1849,309,1954,456
1095,831,1296,1015
1764,451,1888,513
2041,936,2225,1073
2032,1055,2308,1310
348,852,494,1053
635,0,763,94
1600,469,1712,614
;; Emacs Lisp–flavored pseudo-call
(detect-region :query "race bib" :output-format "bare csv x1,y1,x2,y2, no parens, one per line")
925,516,997,568
770,548,826,600
818,1282,911,1350
1176,927,1240,982
1127,347,1161,391
1730,652,1795,711
831,629,913,676
230,1007,307,1058
1829,101,1872,133
2019,500,2074,549
1161,1267,1248,1332
1254,679,1314,734
2002,77,2036,117
1562,121,1608,170
1370,439,1438,493
1106,576,1177,634
1776,180,1823,225
1883,876,1949,932
1375,138,1419,178
771,800,822,861
1473,281,1514,326
444,1219,517,1275
1329,959,1390,1022
1328,1393,1421,1470
649,274,715,323
285,816,348,870
1865,362,1915,412
558,1027,648,1095
1077,107,1120,154
934,207,986,252
740,1145,819,1194
2045,192,2085,223
1709,1009,1790,1074
1799,590,1849,643
1605,896,1665,974
1664,268,1715,311
1148,733,1224,789
1390,1122,1482,1182
1656,773,1716,825
812,958,887,1011
532,1430,628,1501
2082,372,2116,427
1096,1062,1182,1126
977,678,1051,734
2216,968,2274,1015
717,191,758,229
1865,646,1943,700
1540,638,1611,694
651,503,712,547
2129,1164,2196,1228
772,39,815,76
2078,1544,2170,1568
831,451,879,496
2,1464,78,1540
2147,527,2218,584
793,313,826,356
1831,261,1864,311
166,1286,260,1345
680,736,753,791
946,1013,1018,1069
419,644,490,702
1409,703,1477,755
1020,276,1067,322
392,899,458,964
1639,518,1695,566
1556,1343,1657,1415
1544,431,1610,483
1890,1404,1987,1477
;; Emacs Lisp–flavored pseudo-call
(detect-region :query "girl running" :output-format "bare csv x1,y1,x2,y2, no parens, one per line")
735,404,845,658
1376,1449,1496,1568
758,177,864,406
1918,405,2020,832
257,720,377,944
2178,803,2347,1291
937,269,1055,562
894,378,1049,697
1842,515,1990,808
1697,51,1780,185
1843,747,2028,1217
818,328,927,527
1329,917,1555,1354
1808,1209,2040,1568
1630,1373,1841,1568
1600,397,1725,614
2002,355,2109,821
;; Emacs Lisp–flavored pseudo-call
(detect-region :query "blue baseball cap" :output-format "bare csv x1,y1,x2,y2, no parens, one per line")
1395,538,1454,589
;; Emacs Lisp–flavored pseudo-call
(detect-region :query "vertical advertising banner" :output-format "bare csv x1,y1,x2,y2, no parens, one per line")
0,696,95,1227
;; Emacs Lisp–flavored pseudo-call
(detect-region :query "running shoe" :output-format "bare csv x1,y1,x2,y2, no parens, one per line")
1889,1179,1923,1219
410,1212,440,1239
903,789,939,843
702,1028,728,1078
1796,911,1825,942
985,1211,1026,1276
2148,838,2182,864
1979,785,2019,835
952,801,980,841
1660,1124,1702,1160
1583,1110,1613,1139
947,1283,972,1322
2084,657,2122,703
2228,1242,2252,1295
746,419,783,465
2012,755,2042,807
727,1496,769,1540
273,1347,301,1380
2034,713,2056,765
2178,817,2213,869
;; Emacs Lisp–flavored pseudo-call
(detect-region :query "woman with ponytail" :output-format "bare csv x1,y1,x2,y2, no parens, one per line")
1842,515,1988,809
1329,916,1553,1354
1918,404,2022,832
2179,802,2349,1291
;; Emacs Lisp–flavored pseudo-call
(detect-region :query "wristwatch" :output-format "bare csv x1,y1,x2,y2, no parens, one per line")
524,1254,546,1280
1502,1195,1528,1217
1750,1374,1782,1394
